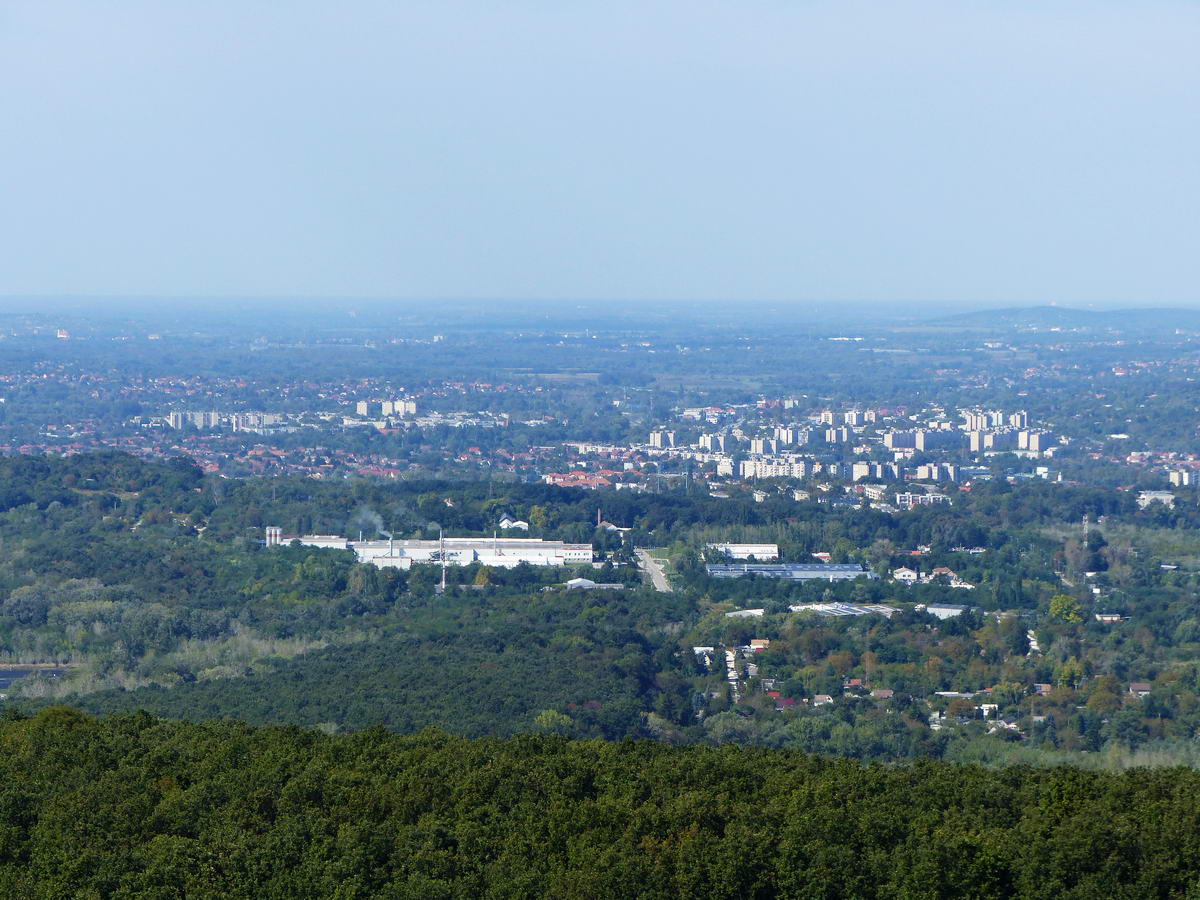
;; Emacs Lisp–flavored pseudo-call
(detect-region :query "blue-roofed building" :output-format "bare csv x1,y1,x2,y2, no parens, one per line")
706,563,877,581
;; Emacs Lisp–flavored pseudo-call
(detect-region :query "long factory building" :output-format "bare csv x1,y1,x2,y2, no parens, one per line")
706,563,877,581
264,527,592,569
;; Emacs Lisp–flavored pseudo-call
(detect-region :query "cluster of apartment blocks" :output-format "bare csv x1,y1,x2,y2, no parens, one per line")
165,410,290,433
657,407,1052,448
1169,470,1197,487
738,458,903,481
355,399,418,417
647,407,1057,478
884,428,1053,454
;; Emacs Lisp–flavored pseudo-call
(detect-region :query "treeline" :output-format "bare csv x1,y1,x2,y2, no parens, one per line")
0,450,1187,553
2,709,1200,898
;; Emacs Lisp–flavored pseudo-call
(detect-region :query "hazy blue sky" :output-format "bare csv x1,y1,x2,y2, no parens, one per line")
1,1,1196,306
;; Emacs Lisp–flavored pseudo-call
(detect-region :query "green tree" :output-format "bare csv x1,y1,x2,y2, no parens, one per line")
1049,594,1083,624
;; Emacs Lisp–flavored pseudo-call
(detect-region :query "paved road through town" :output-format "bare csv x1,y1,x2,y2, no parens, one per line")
636,549,673,592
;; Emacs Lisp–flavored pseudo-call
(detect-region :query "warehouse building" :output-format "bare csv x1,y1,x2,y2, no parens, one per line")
266,528,592,569
705,563,876,581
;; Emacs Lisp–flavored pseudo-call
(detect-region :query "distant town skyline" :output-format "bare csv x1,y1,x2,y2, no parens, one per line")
1,1,1197,305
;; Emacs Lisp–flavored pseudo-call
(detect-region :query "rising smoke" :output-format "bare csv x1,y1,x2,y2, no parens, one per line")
348,506,388,539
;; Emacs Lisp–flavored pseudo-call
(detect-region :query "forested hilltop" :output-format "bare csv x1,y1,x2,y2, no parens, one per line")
3,708,1200,898
8,452,1200,764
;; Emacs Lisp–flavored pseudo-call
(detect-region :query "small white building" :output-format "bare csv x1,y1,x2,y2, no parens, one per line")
1137,491,1176,509
924,603,971,620
562,577,622,590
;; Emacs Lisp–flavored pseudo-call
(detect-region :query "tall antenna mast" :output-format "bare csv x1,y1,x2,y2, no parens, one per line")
440,527,446,592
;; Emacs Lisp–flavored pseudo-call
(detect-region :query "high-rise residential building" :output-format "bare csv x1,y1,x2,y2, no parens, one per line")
963,411,989,431
739,459,812,479
649,430,676,448
380,399,419,416
914,463,958,482
884,431,917,450
823,461,852,479
182,411,220,429
1020,431,1052,453
915,429,964,451
825,426,850,443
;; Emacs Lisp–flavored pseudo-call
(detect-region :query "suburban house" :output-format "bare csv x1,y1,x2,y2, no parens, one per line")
892,567,976,590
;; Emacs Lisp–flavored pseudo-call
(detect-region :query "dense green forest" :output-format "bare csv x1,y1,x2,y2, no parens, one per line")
4,708,1200,898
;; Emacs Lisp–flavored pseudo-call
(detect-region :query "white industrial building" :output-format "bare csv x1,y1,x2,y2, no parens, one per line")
265,528,592,569
706,542,780,561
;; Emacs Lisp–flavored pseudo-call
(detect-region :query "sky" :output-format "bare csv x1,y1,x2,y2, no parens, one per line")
0,1,1196,307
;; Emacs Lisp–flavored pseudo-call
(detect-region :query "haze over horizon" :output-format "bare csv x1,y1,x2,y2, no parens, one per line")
2,1,1196,306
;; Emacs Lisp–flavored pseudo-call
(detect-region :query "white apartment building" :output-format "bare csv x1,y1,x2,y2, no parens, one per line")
895,492,952,510
739,459,813,479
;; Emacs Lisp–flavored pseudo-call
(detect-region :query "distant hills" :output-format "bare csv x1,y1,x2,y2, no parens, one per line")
922,305,1200,331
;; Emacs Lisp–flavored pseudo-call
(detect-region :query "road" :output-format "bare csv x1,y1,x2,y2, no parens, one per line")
636,549,673,592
